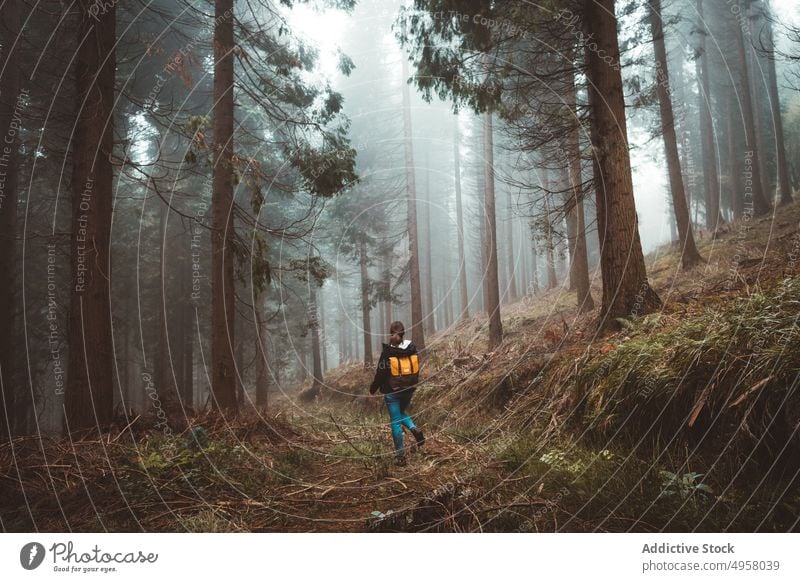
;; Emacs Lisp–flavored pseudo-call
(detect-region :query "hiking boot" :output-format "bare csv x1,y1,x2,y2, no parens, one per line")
410,427,425,448
394,453,407,466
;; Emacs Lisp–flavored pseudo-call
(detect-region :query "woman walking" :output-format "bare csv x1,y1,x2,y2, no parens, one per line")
369,321,425,465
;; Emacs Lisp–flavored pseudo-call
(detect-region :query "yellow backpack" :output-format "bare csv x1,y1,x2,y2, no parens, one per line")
387,351,419,390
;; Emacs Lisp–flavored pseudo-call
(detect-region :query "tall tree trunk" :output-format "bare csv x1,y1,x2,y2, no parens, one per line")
319,294,328,372
359,238,373,366
155,197,174,408
727,91,744,220
380,283,388,335
423,153,435,335
565,70,595,311
746,5,772,206
453,119,469,322
255,297,268,408
123,289,133,414
382,253,392,333
483,111,503,349
479,170,488,311
343,301,351,362
584,0,661,325
0,0,20,437
762,1,793,205
299,347,309,382
173,248,186,407
309,287,323,393
519,214,530,295
732,0,771,216
443,264,454,327
695,0,726,231
650,0,704,268
561,223,571,281
670,45,697,223
210,0,237,413
348,312,354,362
337,319,345,366
181,252,194,407
529,221,540,295
505,186,518,301
401,54,425,351
563,175,578,292
541,170,558,290
574,185,594,309
664,202,677,240
64,2,116,433
473,120,487,313
235,332,244,407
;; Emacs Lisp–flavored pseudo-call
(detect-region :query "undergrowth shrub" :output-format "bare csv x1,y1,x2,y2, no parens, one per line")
575,278,800,466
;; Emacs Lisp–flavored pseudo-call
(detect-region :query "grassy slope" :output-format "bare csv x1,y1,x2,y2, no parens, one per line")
3,203,800,532
293,201,800,532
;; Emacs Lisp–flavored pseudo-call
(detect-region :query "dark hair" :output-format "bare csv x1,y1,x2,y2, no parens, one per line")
389,321,405,336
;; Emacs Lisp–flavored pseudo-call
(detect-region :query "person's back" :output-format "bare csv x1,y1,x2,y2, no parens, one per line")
378,337,419,392
369,321,425,465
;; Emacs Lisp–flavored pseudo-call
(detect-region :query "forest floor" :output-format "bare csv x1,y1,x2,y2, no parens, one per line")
3,202,800,532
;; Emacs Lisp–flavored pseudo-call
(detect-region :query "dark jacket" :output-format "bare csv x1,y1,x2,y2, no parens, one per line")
369,340,419,395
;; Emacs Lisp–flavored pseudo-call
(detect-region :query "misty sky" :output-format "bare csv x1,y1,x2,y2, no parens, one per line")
289,1,800,254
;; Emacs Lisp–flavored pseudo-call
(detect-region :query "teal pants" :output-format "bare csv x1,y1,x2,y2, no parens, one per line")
383,390,416,452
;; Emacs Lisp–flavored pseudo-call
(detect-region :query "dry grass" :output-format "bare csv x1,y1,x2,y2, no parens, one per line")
3,203,800,532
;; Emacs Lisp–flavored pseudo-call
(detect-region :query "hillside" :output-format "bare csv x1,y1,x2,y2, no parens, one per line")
3,203,800,532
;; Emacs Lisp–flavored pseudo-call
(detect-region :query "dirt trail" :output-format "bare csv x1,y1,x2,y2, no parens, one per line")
4,203,800,532
275,444,460,530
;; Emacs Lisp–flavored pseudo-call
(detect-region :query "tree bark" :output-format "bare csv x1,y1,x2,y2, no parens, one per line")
541,169,558,291
210,0,237,414
155,197,174,408
181,249,194,407
732,0,771,216
519,214,530,295
584,0,661,326
505,186,518,301
382,253,392,334
483,111,503,349
359,238,373,366
563,175,578,292
255,297,268,408
299,347,309,382
309,286,324,393
401,54,425,351
319,294,328,372
726,90,744,220
64,2,116,433
761,1,793,206
453,119,469,322
529,220,540,295
423,153,435,335
123,288,133,414
0,0,21,437
565,70,595,311
173,247,186,407
669,49,697,226
695,0,726,231
650,0,704,269
478,131,488,314
235,330,244,407
443,264,454,327
745,4,772,206
337,317,345,366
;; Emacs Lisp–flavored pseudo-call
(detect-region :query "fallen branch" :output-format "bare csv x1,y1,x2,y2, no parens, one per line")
328,413,371,457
